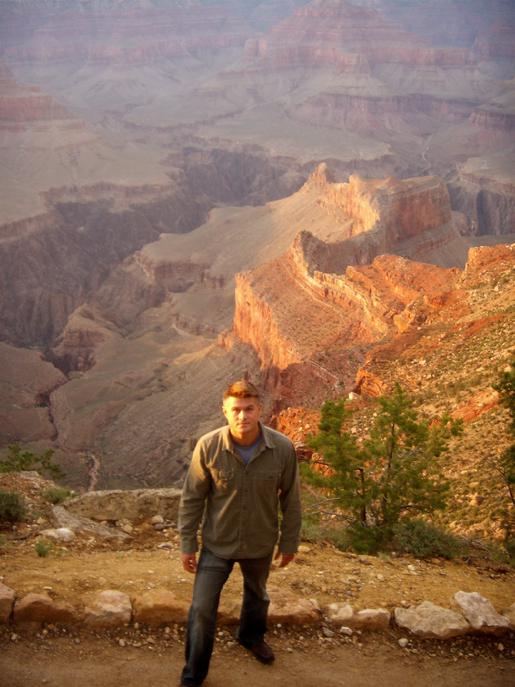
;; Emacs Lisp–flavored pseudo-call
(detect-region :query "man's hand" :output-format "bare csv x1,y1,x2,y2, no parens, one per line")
274,551,295,568
181,552,198,574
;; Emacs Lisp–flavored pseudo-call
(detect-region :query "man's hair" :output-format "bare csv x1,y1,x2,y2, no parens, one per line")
223,379,261,401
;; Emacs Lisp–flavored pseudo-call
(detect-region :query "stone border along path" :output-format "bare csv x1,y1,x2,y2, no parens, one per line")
1,582,513,644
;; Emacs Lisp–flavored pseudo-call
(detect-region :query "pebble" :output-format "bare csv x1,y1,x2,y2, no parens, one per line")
119,639,126,647
398,638,409,648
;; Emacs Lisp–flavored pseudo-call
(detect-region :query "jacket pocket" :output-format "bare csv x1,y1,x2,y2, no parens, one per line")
211,468,234,492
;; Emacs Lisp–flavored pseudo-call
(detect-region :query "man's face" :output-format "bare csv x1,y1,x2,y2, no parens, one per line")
222,395,262,442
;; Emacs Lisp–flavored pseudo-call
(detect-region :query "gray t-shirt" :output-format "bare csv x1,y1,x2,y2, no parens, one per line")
234,435,262,465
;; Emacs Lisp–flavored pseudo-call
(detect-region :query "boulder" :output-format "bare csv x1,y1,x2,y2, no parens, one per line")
13,593,82,625
84,590,132,628
268,592,321,625
325,602,354,626
394,601,470,639
0,582,16,623
132,590,189,625
39,527,75,542
453,591,510,635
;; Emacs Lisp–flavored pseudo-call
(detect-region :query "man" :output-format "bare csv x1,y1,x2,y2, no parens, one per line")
178,379,301,687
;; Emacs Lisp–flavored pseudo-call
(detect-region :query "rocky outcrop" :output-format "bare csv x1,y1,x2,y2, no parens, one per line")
64,488,182,523
449,153,515,236
231,168,461,395
248,0,475,70
0,62,81,131
301,166,453,246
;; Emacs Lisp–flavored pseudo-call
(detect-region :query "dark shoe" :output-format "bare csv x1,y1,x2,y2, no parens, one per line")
238,638,275,664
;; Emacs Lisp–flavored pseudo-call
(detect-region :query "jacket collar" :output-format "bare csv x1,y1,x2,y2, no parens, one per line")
222,421,276,451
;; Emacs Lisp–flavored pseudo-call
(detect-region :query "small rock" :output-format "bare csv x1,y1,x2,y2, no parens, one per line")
322,626,335,638
398,638,409,648
298,545,311,554
339,627,353,636
151,515,164,525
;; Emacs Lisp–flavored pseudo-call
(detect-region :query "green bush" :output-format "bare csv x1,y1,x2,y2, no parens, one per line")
35,539,52,557
0,491,26,524
0,444,64,479
391,519,464,559
342,522,388,555
43,487,73,504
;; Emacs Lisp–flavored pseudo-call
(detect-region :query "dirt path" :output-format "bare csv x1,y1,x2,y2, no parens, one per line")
1,632,512,687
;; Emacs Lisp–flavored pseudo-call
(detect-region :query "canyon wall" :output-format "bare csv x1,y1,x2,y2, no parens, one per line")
0,2,252,64
248,1,475,70
230,168,463,403
0,184,211,347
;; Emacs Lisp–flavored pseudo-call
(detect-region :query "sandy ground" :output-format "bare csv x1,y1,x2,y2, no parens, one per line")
0,629,513,687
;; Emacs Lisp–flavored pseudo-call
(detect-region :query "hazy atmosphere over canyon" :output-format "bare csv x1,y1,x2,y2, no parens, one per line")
0,0,514,502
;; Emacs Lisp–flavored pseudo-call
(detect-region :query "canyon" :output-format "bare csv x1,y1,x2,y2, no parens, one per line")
0,0,514,526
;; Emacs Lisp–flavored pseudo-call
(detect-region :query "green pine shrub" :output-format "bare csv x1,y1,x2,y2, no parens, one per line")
391,519,464,559
0,490,27,524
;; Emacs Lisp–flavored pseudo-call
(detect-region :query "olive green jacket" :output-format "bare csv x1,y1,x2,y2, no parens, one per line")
178,423,301,559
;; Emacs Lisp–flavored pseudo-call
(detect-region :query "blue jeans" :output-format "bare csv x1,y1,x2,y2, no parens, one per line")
180,547,273,686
